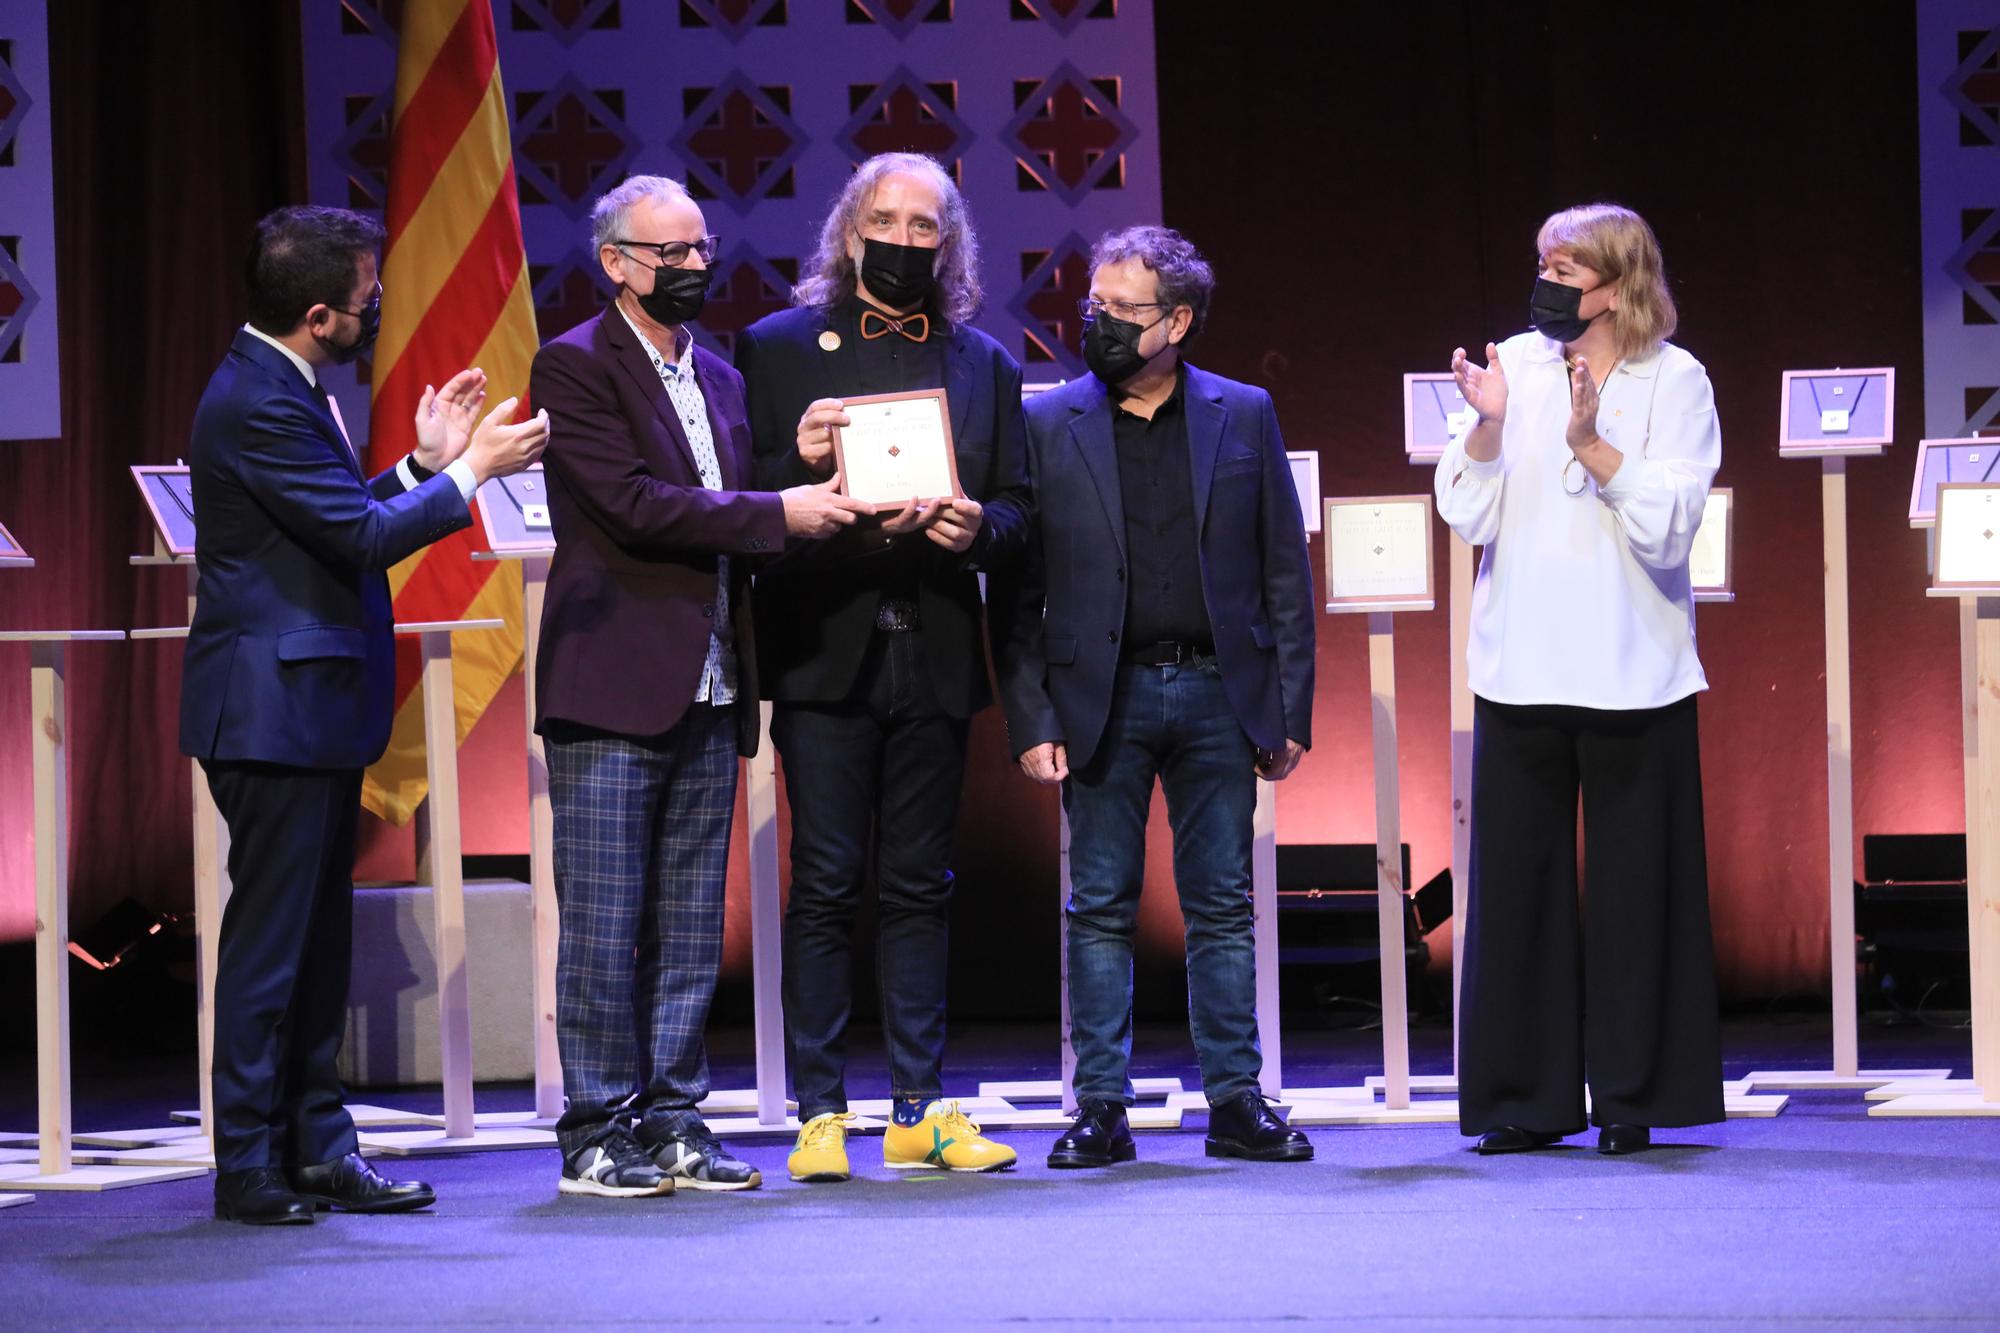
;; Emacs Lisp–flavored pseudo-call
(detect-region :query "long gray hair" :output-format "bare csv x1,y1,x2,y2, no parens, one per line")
791,153,982,324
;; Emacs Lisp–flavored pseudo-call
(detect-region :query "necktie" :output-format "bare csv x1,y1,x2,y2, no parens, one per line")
859,309,930,343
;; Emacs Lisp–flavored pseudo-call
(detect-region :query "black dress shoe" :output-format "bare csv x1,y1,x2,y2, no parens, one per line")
1597,1124,1651,1156
1205,1090,1313,1162
1048,1099,1137,1169
214,1167,314,1226
1474,1126,1564,1155
291,1153,436,1213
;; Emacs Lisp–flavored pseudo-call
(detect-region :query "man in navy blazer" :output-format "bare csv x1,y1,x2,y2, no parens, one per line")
528,176,867,1200
992,226,1317,1170
182,206,547,1224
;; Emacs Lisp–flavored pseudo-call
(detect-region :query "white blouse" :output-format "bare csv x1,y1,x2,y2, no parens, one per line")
1432,332,1721,712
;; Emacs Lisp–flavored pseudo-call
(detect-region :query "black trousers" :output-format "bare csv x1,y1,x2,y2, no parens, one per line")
202,760,364,1174
1458,695,1725,1136
770,630,969,1120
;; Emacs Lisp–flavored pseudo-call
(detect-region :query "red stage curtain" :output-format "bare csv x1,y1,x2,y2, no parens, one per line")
0,0,304,940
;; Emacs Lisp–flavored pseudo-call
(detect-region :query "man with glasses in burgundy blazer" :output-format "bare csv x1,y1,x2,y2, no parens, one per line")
531,175,867,1198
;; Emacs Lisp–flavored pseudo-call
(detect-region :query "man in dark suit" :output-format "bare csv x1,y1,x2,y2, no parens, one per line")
735,152,1030,1182
182,205,548,1224
529,176,867,1199
991,226,1317,1169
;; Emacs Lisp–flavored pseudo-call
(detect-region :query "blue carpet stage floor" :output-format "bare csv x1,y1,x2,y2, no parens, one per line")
4,1017,1999,1329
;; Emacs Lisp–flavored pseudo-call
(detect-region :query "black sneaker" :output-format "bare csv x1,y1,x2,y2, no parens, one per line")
641,1120,762,1192
560,1122,674,1198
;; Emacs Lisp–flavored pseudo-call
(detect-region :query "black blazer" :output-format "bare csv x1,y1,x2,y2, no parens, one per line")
530,310,785,756
990,365,1316,771
735,303,1031,718
179,329,471,770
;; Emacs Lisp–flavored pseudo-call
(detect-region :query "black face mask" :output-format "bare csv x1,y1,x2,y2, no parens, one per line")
1082,310,1166,387
857,237,936,311
1529,276,1603,343
635,262,713,326
317,294,380,365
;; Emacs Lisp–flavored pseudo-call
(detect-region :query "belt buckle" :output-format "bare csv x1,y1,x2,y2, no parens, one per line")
875,599,920,633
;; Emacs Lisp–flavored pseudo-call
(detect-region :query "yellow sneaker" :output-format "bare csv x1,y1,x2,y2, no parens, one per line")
882,1100,1018,1173
788,1112,855,1183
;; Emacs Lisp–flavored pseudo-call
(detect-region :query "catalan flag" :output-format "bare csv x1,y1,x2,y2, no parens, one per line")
360,0,538,824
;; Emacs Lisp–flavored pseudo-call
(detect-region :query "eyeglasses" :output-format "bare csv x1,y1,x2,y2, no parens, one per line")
329,281,383,319
1078,297,1165,323
615,235,721,268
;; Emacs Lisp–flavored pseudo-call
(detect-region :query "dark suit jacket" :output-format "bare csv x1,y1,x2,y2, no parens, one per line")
530,309,786,755
991,364,1316,772
179,329,472,770
734,303,1031,718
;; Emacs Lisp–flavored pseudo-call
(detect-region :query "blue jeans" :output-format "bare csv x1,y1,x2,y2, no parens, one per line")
1063,660,1262,1106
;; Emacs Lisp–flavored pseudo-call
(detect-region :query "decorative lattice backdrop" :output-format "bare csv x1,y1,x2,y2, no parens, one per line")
1919,6,2000,439
0,0,59,441
300,0,1163,451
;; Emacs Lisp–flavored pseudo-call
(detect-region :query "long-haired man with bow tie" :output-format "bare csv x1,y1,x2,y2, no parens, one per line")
735,153,1031,1183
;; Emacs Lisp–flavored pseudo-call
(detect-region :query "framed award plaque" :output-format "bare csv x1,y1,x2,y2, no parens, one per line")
1404,372,1472,463
1908,436,2000,528
1287,451,1322,534
1778,368,1894,456
1931,483,2000,594
475,464,557,553
1324,495,1435,614
1689,487,1734,603
131,465,198,557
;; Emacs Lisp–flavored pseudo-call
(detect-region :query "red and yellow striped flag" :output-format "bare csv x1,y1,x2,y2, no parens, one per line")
361,0,538,824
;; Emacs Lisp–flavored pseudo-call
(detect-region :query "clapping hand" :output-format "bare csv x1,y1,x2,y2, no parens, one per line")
413,368,488,473
1565,355,1601,453
1450,343,1507,425
462,397,550,484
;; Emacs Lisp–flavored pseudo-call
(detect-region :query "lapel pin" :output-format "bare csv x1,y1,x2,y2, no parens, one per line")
819,330,842,352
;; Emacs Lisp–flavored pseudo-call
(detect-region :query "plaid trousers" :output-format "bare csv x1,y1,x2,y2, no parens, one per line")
547,704,736,1154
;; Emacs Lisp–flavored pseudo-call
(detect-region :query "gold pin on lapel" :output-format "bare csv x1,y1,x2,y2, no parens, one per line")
819,330,842,352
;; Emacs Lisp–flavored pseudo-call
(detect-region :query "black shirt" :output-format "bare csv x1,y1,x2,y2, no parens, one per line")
1115,367,1212,649
840,294,946,605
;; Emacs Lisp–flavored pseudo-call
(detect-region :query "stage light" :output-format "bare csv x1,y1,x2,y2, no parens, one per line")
67,898,175,972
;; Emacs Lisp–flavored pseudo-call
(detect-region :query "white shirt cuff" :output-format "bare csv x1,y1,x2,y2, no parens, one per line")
443,458,479,502
1596,448,1638,503
1456,451,1504,483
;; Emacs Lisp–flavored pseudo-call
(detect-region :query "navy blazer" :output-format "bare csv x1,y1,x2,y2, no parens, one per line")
179,329,472,770
991,365,1316,771
530,309,786,755
736,303,1031,717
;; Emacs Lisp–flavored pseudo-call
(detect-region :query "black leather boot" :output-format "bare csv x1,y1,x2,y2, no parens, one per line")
1048,1099,1137,1169
1204,1090,1312,1162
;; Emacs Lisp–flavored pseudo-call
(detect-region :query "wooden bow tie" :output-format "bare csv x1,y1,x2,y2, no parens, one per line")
859,309,930,342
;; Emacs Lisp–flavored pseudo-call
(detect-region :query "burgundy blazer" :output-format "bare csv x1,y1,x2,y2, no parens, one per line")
529,308,787,755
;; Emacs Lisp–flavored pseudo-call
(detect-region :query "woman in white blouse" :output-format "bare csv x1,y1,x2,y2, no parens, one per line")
1435,203,1724,1157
